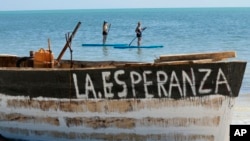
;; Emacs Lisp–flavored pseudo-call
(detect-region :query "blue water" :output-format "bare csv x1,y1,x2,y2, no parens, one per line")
0,8,249,94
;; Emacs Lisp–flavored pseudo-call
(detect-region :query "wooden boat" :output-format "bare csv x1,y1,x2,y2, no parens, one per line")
0,22,247,141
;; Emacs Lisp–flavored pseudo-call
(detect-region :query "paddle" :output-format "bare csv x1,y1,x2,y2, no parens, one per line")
108,24,111,33
129,27,147,46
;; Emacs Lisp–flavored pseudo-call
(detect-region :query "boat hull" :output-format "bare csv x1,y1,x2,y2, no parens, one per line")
0,94,235,141
0,60,246,141
0,62,245,99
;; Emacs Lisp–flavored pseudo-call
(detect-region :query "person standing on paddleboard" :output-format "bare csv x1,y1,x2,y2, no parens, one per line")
135,21,146,46
102,21,110,44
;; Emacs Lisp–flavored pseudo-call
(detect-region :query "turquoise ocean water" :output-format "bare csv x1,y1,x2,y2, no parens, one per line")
0,8,249,94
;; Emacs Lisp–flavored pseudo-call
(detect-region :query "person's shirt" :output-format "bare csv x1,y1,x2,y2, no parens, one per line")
103,24,108,34
135,25,142,37
135,26,142,34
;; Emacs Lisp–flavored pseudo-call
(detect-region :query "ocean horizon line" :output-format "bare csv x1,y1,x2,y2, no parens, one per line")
1,6,250,13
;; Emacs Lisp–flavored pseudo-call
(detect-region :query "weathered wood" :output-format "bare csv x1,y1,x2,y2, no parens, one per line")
0,55,18,67
56,22,81,63
154,59,215,66
0,61,246,99
124,63,152,67
155,51,236,62
0,51,247,141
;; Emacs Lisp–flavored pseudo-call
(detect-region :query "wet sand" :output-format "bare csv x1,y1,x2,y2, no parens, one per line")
232,94,250,124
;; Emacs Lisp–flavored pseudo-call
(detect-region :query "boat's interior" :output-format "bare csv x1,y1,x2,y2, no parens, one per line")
0,50,237,69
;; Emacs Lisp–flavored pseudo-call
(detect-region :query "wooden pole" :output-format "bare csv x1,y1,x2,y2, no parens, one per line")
48,38,51,51
56,22,81,63
48,38,52,67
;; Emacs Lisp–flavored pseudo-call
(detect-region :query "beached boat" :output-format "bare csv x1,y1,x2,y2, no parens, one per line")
0,22,247,141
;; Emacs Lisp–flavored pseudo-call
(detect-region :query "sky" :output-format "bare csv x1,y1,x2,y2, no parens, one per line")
1,0,250,11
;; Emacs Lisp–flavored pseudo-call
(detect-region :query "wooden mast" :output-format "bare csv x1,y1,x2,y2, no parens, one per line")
56,22,81,63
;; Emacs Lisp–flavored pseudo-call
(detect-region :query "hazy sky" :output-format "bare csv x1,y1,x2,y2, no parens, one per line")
1,0,250,11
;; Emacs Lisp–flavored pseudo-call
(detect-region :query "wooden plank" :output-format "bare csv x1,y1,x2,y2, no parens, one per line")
124,63,152,67
154,59,215,66
114,63,153,68
156,51,236,62
0,54,17,57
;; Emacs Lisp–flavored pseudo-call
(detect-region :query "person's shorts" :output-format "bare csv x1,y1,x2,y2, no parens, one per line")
103,31,108,35
136,33,142,38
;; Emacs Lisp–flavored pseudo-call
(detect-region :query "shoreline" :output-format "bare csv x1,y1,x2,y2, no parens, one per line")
232,93,250,124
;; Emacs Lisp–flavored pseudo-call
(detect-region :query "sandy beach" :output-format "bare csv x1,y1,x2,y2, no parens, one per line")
232,94,250,124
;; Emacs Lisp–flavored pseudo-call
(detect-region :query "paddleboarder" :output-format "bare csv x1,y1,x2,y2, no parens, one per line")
135,21,147,46
102,21,110,44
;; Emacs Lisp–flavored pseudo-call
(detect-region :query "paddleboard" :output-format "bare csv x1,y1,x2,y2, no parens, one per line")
114,45,163,49
82,43,128,47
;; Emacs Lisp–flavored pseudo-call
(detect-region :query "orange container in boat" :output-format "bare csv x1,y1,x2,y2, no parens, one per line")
34,48,54,68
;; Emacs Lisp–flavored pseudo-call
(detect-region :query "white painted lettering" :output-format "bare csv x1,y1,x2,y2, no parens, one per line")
143,71,153,98
182,68,196,97
169,71,183,97
198,69,212,94
73,66,232,99
114,70,127,98
102,71,114,98
215,68,232,95
156,71,168,97
130,71,142,97
73,73,88,99
85,74,97,98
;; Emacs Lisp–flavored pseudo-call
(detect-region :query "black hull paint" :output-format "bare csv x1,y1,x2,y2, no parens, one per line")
0,61,246,99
